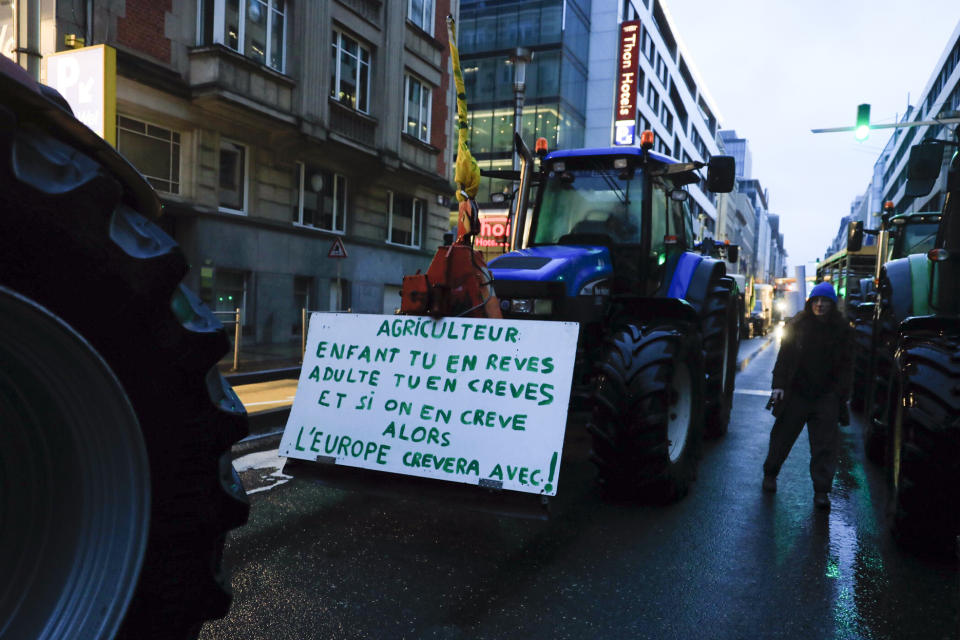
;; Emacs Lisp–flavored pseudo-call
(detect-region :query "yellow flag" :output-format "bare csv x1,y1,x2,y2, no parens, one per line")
447,16,479,202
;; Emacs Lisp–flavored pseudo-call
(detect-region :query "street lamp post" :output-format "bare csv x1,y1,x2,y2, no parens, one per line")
509,47,532,186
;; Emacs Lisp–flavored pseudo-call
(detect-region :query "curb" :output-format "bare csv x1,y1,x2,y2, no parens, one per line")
233,407,290,457
233,429,285,458
736,334,776,373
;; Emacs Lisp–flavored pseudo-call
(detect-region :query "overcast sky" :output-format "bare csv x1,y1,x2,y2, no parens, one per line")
663,1,960,270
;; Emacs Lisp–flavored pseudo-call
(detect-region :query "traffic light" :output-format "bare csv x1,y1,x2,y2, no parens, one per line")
855,103,870,141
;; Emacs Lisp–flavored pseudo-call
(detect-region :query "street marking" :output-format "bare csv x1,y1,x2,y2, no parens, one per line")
734,389,772,396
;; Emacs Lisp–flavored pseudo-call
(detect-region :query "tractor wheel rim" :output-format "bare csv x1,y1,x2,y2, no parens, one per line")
0,287,150,640
668,361,693,463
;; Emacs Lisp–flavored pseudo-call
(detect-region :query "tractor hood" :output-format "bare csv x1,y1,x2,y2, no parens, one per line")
488,245,612,297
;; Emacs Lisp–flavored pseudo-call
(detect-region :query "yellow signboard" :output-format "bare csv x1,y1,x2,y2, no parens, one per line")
45,44,117,146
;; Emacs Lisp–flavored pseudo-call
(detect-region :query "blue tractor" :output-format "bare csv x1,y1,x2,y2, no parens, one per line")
487,133,738,502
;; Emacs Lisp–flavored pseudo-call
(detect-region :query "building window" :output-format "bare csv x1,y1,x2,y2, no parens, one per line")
293,163,347,232
116,116,180,194
647,83,659,112
660,104,673,131
655,54,668,86
408,0,434,35
387,191,424,248
404,75,432,142
199,0,286,72
331,30,371,113
219,139,247,213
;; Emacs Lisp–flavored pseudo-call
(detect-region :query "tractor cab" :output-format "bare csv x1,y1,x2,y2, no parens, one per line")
490,139,734,320
887,212,941,259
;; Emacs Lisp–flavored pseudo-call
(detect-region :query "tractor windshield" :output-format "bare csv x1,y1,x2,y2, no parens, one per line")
532,166,644,245
891,221,939,258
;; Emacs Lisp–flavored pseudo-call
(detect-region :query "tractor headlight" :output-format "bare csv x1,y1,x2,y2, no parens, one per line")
510,298,533,313
505,298,553,314
533,298,553,315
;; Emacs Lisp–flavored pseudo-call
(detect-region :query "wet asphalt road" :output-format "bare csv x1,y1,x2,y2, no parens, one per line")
201,335,959,640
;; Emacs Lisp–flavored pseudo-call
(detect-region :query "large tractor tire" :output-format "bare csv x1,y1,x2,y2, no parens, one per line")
701,276,739,438
864,276,904,464
0,79,249,637
849,314,872,412
887,334,960,555
588,324,705,503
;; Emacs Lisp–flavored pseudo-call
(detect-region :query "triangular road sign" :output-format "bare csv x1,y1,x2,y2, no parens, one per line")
327,237,348,259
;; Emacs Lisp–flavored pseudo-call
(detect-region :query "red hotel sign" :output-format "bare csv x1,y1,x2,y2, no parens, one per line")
475,213,511,249
614,20,641,145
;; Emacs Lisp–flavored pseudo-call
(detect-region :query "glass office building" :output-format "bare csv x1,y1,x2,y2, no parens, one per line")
459,0,591,202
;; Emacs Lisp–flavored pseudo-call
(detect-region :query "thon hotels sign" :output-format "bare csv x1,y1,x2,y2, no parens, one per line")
614,20,641,146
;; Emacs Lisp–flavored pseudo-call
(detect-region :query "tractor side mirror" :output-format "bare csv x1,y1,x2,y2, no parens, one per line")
904,141,944,197
726,244,739,263
706,155,735,193
847,220,864,252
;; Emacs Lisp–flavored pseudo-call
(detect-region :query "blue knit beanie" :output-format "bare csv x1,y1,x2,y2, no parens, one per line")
808,281,837,302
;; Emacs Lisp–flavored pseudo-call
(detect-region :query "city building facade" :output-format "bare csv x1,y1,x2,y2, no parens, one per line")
458,0,590,202
5,0,459,361
585,0,723,238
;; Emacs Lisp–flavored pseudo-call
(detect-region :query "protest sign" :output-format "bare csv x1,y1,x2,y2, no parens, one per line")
279,313,579,495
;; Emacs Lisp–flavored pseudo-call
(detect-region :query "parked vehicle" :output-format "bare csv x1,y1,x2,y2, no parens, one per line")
749,283,774,337
402,131,738,502
845,207,942,418
863,135,959,553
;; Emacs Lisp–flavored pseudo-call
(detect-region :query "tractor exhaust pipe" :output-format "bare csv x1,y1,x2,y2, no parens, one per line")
510,132,534,251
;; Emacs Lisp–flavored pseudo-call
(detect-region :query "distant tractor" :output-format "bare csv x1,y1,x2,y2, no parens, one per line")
845,205,942,425
474,133,738,502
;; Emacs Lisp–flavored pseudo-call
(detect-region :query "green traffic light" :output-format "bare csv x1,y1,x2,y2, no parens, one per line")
855,103,870,141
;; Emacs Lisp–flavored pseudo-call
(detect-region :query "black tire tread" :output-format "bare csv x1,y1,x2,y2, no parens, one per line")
0,103,248,638
588,324,705,503
889,334,960,554
701,276,738,438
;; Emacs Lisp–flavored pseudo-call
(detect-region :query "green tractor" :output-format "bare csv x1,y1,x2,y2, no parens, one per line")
486,133,738,502
0,58,249,638
845,207,942,430
864,133,960,552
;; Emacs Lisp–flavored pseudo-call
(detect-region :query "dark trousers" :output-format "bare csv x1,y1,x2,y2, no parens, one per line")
762,391,839,493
